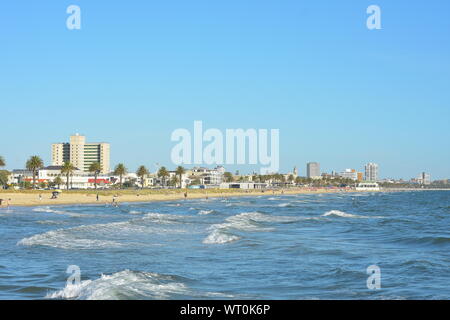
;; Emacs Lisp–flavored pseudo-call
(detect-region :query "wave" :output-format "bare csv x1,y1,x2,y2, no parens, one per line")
46,270,233,300
323,210,362,218
32,206,86,218
203,230,241,244
198,210,215,215
141,213,188,224
203,212,299,244
18,213,189,249
18,228,122,249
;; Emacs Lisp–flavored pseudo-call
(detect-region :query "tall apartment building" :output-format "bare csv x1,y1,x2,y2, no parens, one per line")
364,163,379,182
417,172,431,185
306,162,321,179
52,134,110,174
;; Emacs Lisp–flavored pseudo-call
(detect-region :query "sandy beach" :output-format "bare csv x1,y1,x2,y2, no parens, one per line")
0,188,360,207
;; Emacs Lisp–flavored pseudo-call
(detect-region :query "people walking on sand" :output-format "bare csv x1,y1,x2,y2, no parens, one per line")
184,191,187,200
39,194,42,201
96,194,99,201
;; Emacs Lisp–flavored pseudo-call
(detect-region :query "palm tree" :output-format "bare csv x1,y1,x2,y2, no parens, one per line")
26,156,44,189
175,166,185,188
113,163,127,189
157,166,169,187
0,156,5,167
136,165,149,189
54,175,63,189
89,162,102,190
61,162,76,190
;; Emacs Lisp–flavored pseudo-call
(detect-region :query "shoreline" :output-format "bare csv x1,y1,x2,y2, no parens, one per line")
1,187,447,208
0,188,362,208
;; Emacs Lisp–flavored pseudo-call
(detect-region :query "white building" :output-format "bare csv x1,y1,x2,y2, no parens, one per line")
339,169,358,181
52,134,110,174
38,166,112,189
364,163,379,182
417,172,431,185
307,162,321,179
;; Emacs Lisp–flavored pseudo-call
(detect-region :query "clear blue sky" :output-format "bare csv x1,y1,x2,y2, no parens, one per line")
1,1,449,179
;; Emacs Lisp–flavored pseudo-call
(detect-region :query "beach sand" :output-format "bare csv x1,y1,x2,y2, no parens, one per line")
0,188,359,207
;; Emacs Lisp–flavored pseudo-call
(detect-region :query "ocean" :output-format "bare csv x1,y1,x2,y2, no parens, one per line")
0,190,449,300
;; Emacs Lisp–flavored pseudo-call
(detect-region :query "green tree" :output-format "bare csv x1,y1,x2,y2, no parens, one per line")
89,162,102,190
61,162,76,190
136,165,149,189
224,172,233,182
54,175,63,189
26,155,44,189
113,163,127,189
0,156,5,167
175,166,186,188
157,166,169,187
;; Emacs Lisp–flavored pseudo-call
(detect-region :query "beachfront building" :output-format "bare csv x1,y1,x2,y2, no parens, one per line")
38,166,111,189
339,169,358,181
306,162,321,179
364,163,379,182
417,172,431,185
188,166,225,186
52,134,110,174
220,182,267,189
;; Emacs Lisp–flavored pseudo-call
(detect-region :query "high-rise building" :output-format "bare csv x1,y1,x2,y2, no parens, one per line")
417,172,431,185
306,162,321,179
364,163,379,182
52,134,110,174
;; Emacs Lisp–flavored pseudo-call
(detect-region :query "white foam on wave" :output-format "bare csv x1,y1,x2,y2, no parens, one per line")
32,206,86,218
198,210,215,215
277,202,292,207
323,210,364,218
46,270,233,300
18,213,189,249
142,212,188,224
46,270,187,300
203,230,241,244
203,211,299,244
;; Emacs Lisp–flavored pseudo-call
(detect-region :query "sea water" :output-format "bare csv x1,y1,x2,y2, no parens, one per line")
0,191,449,299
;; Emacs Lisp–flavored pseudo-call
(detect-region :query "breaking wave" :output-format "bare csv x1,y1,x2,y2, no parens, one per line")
203,212,299,244
18,213,189,249
45,270,229,300
198,210,215,215
32,206,86,218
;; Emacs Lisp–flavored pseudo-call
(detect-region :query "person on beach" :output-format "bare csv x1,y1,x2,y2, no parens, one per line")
184,192,187,200
39,194,42,201
96,194,99,201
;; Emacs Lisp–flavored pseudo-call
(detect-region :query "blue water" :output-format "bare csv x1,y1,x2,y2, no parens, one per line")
0,191,449,299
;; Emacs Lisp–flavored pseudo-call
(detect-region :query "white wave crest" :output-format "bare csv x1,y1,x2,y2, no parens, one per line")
203,212,298,245
32,206,86,218
203,230,241,244
323,210,363,218
46,270,232,300
45,270,188,300
18,214,188,249
198,210,215,215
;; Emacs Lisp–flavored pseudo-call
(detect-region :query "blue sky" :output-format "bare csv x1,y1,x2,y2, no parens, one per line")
1,1,449,179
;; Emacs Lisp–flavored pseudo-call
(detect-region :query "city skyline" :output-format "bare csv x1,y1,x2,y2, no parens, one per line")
0,132,439,181
1,1,449,179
